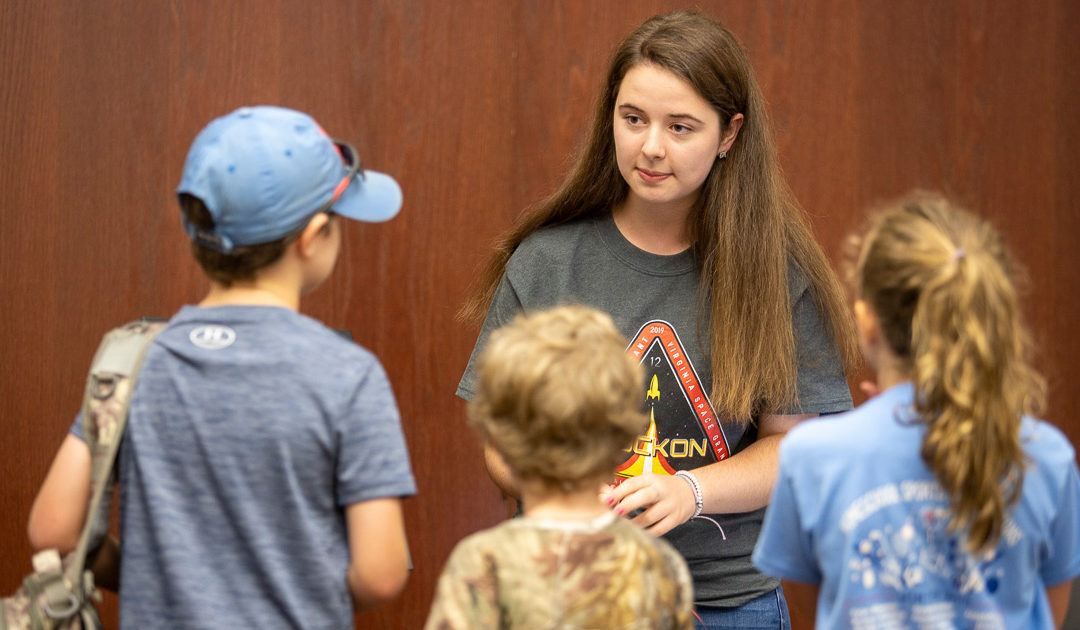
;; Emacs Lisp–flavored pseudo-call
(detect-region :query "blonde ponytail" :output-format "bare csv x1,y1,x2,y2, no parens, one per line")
856,192,1045,554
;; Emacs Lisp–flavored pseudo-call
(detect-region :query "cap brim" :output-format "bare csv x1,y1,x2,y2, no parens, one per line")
334,169,402,223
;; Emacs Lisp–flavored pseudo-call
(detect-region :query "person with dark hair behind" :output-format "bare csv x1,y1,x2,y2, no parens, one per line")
28,105,416,628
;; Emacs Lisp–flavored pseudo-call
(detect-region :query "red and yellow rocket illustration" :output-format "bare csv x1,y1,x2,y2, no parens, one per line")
615,375,676,478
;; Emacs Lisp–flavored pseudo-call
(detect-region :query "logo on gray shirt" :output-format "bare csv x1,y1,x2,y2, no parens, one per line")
189,325,237,350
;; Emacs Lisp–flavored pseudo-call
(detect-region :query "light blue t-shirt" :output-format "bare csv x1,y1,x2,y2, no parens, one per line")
753,382,1080,630
73,305,416,629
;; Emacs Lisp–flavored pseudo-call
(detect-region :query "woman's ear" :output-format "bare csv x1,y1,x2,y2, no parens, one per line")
719,113,744,155
296,212,332,259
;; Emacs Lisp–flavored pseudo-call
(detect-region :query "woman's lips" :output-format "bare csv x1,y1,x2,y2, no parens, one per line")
636,167,671,183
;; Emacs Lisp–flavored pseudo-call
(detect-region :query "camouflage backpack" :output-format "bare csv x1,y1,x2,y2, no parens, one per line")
0,319,166,630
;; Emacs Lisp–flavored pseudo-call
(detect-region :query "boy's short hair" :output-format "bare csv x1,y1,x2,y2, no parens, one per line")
469,305,647,492
179,193,294,286
176,105,405,276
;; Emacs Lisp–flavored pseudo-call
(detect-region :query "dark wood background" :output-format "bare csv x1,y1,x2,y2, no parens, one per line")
1,2,1076,628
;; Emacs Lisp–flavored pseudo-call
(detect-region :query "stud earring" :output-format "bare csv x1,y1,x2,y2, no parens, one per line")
719,150,728,159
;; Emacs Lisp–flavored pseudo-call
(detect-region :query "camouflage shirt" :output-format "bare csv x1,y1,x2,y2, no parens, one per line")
425,512,694,629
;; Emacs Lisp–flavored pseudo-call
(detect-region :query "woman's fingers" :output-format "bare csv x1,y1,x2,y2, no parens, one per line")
611,479,654,517
611,473,695,536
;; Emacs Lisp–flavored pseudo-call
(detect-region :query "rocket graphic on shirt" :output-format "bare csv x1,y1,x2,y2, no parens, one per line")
615,405,677,477
616,320,730,480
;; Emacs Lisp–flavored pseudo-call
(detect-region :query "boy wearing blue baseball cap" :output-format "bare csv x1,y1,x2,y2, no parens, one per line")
28,106,416,628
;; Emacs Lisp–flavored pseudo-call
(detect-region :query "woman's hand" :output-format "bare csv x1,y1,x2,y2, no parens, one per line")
602,473,697,536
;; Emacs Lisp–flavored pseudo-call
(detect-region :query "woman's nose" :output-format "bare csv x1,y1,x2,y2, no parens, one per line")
642,126,665,159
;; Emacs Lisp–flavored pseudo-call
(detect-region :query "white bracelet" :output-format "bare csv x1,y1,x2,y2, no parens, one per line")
675,470,703,519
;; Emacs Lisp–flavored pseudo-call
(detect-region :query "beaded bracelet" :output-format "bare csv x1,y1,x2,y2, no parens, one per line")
674,470,704,519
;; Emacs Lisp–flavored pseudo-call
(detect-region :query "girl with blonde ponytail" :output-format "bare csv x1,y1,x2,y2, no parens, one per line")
754,192,1080,629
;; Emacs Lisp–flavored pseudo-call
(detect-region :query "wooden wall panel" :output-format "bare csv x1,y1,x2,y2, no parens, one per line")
1,2,1076,629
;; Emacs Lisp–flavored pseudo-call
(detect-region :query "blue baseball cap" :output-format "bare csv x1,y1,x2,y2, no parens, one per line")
177,105,402,253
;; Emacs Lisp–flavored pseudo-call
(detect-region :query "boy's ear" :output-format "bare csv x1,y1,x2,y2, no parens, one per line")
295,212,332,259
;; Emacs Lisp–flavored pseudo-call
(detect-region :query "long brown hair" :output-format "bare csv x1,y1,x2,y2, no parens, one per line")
461,10,856,422
854,192,1045,553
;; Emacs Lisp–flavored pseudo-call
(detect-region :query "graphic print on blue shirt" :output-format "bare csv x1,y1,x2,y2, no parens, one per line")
844,480,1016,605
617,320,730,481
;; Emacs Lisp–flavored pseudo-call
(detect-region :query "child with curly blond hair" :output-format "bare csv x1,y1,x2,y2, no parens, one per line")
428,305,693,629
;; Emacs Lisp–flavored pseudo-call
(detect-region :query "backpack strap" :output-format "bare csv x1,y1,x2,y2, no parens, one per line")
64,319,166,589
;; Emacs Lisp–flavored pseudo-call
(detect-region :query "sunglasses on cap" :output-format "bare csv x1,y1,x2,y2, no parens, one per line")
311,140,363,217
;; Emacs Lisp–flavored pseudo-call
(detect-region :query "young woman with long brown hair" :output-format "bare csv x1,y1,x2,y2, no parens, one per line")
458,10,857,627
754,192,1080,628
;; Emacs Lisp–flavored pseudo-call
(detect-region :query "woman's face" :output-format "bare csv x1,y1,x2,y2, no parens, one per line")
613,63,725,213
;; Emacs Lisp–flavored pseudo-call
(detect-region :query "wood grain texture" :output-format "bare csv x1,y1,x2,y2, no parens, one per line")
1,2,1076,628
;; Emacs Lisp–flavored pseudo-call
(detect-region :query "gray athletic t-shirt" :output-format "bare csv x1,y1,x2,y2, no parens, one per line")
73,305,416,629
458,214,852,607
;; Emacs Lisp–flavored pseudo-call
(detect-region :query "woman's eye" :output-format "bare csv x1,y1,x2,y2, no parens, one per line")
625,114,644,125
671,123,692,134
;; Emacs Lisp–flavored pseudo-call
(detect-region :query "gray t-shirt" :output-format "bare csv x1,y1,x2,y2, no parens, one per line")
73,305,416,629
458,214,852,607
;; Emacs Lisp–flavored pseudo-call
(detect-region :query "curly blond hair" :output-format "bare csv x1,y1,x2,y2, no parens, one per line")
469,305,648,492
